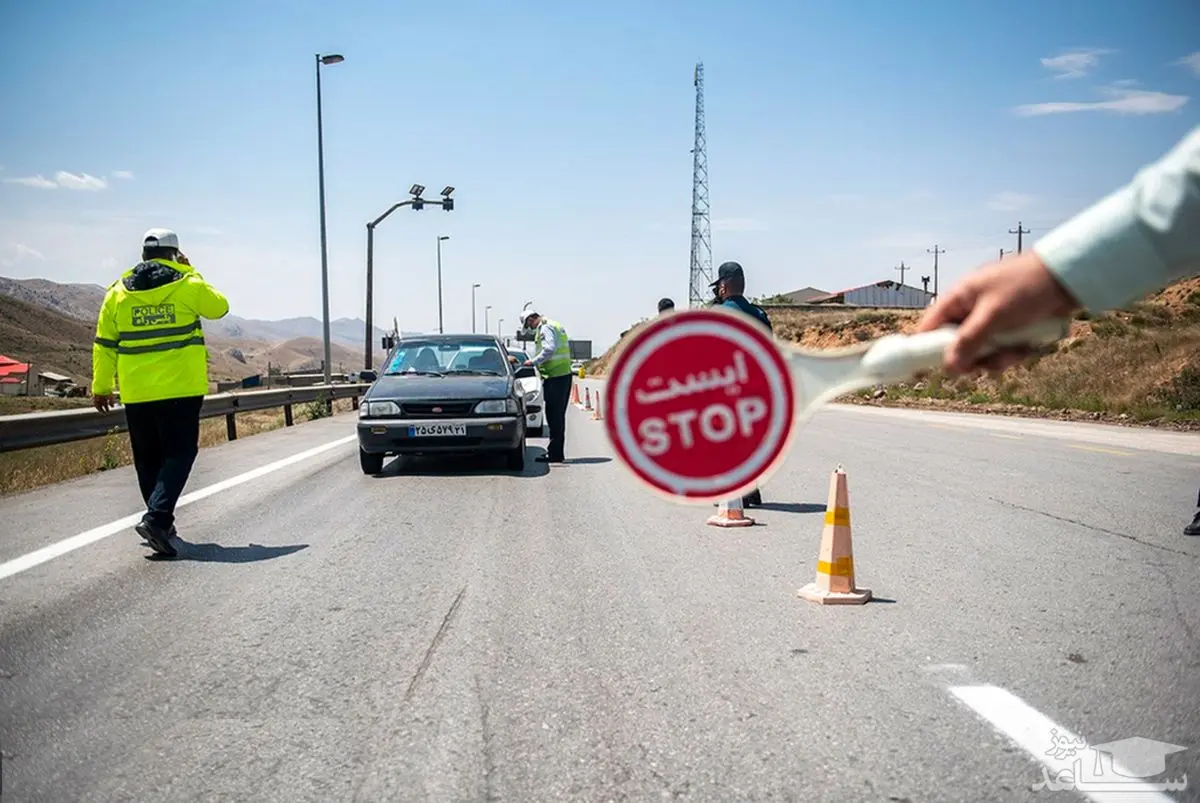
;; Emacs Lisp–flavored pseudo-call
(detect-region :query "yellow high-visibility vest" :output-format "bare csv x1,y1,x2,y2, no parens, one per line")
92,258,229,403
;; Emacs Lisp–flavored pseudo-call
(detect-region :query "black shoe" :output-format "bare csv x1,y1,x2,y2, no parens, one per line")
136,520,178,557
742,489,762,508
1185,511,1200,537
536,455,564,463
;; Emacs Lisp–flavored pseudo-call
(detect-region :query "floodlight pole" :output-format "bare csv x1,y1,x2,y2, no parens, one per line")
363,187,455,368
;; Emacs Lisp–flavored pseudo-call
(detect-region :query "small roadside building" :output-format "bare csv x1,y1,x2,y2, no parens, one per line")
807,280,934,309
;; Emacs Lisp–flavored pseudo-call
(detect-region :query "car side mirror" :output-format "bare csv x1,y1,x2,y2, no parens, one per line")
381,336,395,350
359,370,377,382
515,365,537,379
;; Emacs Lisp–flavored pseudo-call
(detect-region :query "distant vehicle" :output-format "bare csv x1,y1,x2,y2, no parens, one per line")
503,348,544,437
355,333,541,474
570,359,585,373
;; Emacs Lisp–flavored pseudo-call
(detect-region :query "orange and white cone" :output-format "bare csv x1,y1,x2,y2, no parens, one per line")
798,465,871,604
707,495,755,528
591,388,603,420
583,387,593,411
570,383,581,405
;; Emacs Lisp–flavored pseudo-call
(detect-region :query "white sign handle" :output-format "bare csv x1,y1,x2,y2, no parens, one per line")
856,317,1070,385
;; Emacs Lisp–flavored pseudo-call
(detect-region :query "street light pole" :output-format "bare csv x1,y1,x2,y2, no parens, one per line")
437,235,449,334
315,52,344,385
471,283,481,332
363,186,455,362
497,318,504,346
484,304,491,334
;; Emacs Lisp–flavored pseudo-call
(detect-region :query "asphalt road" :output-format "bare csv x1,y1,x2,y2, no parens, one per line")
1,385,1198,802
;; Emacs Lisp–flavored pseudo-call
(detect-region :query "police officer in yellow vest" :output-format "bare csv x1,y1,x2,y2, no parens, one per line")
92,228,230,557
519,304,573,463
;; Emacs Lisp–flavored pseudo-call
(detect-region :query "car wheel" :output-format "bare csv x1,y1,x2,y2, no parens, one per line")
359,448,384,475
529,425,544,438
506,444,526,472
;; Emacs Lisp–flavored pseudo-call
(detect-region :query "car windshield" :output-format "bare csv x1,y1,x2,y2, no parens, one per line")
384,338,510,376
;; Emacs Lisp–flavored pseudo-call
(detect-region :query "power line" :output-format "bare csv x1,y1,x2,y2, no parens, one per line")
927,245,944,299
1008,221,1030,254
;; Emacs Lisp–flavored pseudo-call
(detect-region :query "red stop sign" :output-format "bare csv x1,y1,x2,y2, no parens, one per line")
604,307,796,502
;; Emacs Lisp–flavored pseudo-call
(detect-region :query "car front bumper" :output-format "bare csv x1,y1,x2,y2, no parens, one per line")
357,416,524,455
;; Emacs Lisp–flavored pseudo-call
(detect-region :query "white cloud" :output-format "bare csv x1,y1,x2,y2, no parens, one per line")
1013,85,1188,117
1176,52,1200,78
712,217,768,232
2,171,109,190
4,175,58,189
53,171,107,191
110,170,134,180
5,243,45,262
1041,48,1113,80
987,192,1035,212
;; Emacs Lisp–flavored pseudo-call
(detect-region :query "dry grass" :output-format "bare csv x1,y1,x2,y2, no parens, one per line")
0,398,356,496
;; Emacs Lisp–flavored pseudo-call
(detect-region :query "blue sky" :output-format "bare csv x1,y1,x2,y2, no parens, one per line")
1,0,1197,351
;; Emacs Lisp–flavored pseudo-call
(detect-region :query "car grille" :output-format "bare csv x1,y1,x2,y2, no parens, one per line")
401,401,476,418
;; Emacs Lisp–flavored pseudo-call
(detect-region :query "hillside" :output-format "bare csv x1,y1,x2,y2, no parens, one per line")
588,276,1200,429
0,276,396,350
0,295,381,386
0,294,98,379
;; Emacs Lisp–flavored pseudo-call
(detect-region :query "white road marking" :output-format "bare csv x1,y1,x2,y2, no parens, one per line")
946,683,1181,802
0,435,356,582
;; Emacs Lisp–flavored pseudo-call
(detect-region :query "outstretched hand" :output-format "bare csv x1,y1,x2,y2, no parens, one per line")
914,251,1079,374
93,393,115,413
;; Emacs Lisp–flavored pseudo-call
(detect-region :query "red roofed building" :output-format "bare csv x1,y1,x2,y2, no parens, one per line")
0,355,31,395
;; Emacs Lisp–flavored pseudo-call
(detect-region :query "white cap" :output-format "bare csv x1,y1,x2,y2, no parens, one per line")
143,228,180,250
518,303,538,325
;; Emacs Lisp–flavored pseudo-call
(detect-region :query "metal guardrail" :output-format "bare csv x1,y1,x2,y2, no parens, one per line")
0,383,371,454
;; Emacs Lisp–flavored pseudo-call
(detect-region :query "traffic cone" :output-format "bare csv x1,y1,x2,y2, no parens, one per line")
570,383,580,405
591,388,603,420
707,496,755,528
797,465,871,605
583,387,593,411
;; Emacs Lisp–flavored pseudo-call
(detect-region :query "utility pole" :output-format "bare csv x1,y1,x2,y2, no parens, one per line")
1009,221,1030,254
471,282,480,332
894,260,908,286
927,245,944,300
920,276,930,294
999,248,1012,261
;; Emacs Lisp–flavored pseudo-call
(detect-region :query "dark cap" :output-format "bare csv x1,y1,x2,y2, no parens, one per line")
657,297,675,312
709,261,744,287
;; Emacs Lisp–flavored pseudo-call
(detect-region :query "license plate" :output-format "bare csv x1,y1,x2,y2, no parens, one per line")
408,423,467,437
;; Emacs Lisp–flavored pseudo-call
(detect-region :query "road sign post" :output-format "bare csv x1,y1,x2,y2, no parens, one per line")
604,308,796,503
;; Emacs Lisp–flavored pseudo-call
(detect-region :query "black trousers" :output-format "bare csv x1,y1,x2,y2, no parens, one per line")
123,396,204,530
542,374,573,461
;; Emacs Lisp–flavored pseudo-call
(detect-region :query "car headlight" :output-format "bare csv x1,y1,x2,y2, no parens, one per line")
360,400,402,417
474,398,518,415
524,390,541,404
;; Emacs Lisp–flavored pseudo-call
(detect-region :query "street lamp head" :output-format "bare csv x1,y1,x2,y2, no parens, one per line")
472,283,480,289
441,186,455,197
409,184,425,197
319,54,345,65
439,235,450,242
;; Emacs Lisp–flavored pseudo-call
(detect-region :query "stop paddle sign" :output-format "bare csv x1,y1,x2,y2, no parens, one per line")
604,307,796,503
